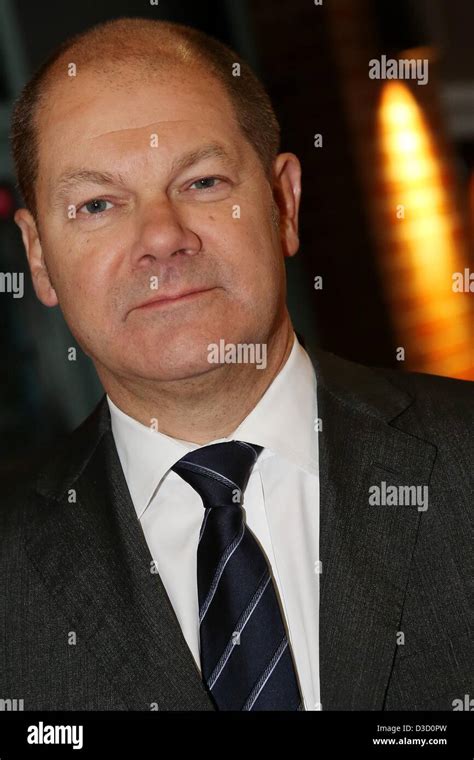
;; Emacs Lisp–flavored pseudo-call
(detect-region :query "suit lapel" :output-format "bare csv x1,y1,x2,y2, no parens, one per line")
26,398,215,711
308,348,437,710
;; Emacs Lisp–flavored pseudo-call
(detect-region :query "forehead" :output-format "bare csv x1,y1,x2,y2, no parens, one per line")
37,66,247,180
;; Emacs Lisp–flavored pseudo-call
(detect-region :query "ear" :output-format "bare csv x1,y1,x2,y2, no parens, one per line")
14,208,58,307
272,152,302,258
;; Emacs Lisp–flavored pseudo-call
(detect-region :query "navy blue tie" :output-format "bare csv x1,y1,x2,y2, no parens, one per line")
171,440,303,710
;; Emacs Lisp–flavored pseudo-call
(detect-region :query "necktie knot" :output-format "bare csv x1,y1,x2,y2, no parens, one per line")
171,440,262,508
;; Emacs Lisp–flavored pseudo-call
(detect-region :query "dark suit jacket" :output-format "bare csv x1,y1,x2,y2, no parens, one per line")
1,347,473,711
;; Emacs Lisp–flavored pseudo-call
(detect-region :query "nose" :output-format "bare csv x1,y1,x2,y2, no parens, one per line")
131,196,202,269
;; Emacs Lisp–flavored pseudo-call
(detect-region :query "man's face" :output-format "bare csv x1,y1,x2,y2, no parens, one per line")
18,66,300,383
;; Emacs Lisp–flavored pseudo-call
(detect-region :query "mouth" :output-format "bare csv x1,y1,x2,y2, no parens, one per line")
133,287,217,312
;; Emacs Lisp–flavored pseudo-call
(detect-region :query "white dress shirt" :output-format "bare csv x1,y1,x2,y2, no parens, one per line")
107,332,321,710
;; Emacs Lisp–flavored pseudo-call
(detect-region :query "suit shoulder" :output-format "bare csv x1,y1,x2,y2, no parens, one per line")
1,396,108,526
374,365,474,426
376,364,474,402
311,347,474,423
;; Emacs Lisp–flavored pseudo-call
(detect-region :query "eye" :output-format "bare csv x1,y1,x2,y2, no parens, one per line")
188,177,222,191
77,198,114,215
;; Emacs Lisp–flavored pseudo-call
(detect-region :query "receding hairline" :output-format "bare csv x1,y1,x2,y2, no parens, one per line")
35,57,260,178
39,19,220,94
11,17,281,218
34,39,265,184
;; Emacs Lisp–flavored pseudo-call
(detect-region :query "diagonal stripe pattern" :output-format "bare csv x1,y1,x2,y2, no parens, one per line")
171,440,303,710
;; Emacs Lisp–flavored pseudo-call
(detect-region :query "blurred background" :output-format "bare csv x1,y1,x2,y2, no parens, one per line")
0,0,473,472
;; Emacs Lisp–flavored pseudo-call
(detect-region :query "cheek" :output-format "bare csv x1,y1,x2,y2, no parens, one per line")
66,265,103,311
234,222,282,298
46,242,110,322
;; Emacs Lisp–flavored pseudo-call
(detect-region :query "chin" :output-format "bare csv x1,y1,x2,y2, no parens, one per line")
128,359,217,383
117,338,221,382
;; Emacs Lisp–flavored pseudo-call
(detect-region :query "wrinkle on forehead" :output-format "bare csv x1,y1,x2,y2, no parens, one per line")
87,119,198,142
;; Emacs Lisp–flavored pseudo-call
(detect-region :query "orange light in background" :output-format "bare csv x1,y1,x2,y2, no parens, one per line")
377,81,473,379
469,171,474,250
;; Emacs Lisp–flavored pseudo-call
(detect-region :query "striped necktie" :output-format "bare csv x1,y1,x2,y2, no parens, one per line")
171,440,303,710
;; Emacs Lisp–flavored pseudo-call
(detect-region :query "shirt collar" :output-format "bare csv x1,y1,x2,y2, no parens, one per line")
107,331,318,519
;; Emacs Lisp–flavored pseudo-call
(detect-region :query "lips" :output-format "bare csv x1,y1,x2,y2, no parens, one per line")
133,287,215,311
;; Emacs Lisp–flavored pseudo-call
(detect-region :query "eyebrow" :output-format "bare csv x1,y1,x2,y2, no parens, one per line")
51,142,238,205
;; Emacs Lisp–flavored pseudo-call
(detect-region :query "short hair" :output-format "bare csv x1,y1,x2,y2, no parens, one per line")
10,17,281,220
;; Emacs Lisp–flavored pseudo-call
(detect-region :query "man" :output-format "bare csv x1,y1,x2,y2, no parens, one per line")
2,17,473,711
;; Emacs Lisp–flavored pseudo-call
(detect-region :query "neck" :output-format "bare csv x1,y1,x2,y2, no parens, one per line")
98,319,295,444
